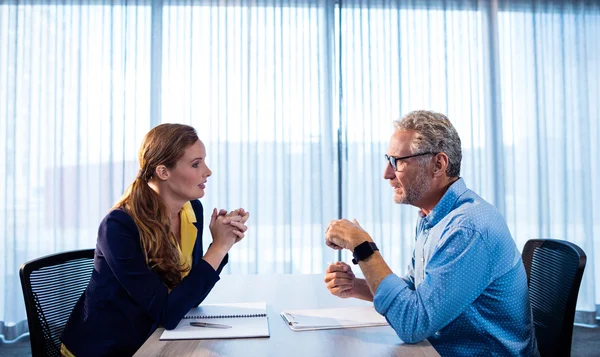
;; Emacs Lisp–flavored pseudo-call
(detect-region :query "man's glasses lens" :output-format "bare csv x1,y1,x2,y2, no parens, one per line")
385,154,397,170
385,152,439,171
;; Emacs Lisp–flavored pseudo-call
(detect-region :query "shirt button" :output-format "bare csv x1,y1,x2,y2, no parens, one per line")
424,229,429,234
435,331,440,336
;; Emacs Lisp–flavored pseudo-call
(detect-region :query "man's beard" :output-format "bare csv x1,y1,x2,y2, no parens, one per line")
395,165,432,205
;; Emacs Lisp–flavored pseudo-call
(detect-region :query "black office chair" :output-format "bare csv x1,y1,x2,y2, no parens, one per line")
19,249,95,357
522,239,586,357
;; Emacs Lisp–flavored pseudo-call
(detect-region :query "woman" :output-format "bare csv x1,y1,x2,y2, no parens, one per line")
60,124,248,356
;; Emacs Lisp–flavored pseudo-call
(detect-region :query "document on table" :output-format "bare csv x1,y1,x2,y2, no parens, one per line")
280,305,388,331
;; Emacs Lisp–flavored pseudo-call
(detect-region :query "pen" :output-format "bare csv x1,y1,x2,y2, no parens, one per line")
189,321,232,329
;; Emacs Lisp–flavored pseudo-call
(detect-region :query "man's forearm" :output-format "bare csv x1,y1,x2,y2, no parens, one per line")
352,278,375,302
358,251,393,296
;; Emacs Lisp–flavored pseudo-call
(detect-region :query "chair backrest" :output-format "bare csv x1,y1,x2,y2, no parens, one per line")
19,249,95,357
522,239,586,357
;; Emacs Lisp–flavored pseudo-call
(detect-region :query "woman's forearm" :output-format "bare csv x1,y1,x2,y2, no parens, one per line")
202,244,229,271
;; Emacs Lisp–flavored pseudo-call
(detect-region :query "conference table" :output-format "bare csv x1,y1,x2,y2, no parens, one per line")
134,274,440,357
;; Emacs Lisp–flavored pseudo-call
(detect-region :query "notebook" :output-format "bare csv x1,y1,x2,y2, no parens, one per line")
280,305,388,331
160,302,270,340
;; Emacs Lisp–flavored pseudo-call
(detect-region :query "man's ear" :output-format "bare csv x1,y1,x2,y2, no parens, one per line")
432,153,449,177
154,165,169,181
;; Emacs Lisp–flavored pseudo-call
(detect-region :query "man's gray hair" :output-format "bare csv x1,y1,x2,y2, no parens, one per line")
393,110,462,177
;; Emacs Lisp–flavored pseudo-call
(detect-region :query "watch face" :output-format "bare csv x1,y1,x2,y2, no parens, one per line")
353,241,378,264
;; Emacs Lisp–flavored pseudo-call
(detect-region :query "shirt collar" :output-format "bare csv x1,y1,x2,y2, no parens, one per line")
419,178,467,228
180,201,197,224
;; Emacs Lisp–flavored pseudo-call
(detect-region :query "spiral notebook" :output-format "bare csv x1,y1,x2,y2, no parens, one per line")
160,302,270,340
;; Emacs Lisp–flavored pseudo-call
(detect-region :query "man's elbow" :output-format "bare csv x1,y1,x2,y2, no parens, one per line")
393,326,431,344
399,334,426,344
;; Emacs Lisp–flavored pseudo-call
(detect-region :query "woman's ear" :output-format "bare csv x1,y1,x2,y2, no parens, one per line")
154,165,169,181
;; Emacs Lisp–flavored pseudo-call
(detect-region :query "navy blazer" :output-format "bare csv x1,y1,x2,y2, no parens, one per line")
61,200,227,357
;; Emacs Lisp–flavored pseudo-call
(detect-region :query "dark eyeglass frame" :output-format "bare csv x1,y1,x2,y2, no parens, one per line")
385,152,439,171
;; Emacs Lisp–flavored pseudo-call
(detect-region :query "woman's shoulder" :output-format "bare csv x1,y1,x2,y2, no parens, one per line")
99,208,138,233
95,208,144,253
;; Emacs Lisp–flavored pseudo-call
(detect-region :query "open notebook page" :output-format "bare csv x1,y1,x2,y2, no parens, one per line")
160,302,270,340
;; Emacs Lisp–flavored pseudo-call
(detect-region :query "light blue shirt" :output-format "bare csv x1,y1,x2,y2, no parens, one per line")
374,178,538,356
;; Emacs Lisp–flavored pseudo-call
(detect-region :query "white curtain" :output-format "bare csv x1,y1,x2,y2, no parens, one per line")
1,1,155,340
497,0,599,322
338,0,599,326
1,0,598,342
338,0,494,279
159,1,338,276
0,0,339,341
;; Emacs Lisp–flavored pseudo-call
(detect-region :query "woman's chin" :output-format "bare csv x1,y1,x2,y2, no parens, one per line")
187,188,204,200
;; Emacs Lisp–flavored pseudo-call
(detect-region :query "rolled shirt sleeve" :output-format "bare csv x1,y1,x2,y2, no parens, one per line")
374,227,491,343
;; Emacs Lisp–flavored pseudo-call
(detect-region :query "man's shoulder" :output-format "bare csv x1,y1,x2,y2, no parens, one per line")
445,189,507,234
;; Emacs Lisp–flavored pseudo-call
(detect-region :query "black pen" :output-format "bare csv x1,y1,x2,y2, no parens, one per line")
189,322,232,329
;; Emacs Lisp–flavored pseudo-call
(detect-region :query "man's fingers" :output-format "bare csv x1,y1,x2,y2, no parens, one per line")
325,236,344,250
326,277,353,290
327,279,353,291
326,264,348,273
324,272,351,283
330,285,353,296
325,220,337,234
334,261,351,271
325,233,341,249
324,271,353,281
326,241,343,250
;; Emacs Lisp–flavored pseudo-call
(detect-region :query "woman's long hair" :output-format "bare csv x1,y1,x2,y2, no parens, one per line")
113,123,199,289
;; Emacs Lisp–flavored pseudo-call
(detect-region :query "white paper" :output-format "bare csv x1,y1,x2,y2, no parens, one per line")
280,305,388,331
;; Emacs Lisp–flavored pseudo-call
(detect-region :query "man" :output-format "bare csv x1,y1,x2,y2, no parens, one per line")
324,110,538,356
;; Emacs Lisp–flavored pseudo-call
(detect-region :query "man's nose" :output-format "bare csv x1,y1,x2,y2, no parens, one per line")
383,162,395,180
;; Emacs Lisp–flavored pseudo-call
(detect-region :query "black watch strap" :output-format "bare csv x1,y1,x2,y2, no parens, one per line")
352,241,379,265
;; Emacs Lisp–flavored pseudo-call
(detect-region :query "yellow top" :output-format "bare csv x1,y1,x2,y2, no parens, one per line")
61,343,76,357
61,202,198,357
178,201,199,278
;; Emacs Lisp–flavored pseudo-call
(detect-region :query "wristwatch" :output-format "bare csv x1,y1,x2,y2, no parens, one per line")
352,241,379,264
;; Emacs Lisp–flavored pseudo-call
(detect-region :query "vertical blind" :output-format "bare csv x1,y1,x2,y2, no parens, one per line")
1,0,598,341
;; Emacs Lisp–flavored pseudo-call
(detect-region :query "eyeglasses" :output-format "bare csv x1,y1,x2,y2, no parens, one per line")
385,152,438,171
